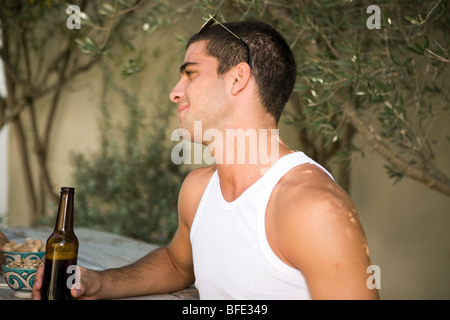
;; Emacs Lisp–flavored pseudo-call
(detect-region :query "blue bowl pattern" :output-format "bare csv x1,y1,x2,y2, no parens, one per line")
2,251,45,265
2,264,38,298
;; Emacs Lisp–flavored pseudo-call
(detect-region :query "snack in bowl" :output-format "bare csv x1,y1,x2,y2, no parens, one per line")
2,258,44,299
2,238,45,265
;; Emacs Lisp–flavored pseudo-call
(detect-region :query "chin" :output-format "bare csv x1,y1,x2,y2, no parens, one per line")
175,124,194,141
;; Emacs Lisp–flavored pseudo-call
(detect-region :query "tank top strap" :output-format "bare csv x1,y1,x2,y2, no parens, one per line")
261,151,333,190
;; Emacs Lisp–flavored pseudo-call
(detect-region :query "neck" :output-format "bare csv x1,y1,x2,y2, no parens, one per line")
207,127,292,202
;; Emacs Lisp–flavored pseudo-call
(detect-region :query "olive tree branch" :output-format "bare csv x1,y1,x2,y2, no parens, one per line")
342,98,450,197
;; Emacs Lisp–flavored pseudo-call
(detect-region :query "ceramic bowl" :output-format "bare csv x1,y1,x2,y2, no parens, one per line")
2,250,45,265
2,264,39,298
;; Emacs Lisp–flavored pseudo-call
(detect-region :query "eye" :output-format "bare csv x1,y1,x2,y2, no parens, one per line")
186,70,194,77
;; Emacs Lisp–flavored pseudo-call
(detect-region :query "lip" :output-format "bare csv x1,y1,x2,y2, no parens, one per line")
178,104,189,114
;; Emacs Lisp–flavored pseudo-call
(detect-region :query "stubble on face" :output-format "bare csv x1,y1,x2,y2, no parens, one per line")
176,41,232,144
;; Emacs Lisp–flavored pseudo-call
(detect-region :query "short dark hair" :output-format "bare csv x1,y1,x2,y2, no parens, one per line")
187,20,296,124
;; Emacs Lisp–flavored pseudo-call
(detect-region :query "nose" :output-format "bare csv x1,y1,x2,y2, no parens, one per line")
169,79,184,104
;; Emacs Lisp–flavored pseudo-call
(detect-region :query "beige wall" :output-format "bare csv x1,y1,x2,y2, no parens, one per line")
279,104,450,299
351,142,450,299
7,66,104,226
5,19,450,299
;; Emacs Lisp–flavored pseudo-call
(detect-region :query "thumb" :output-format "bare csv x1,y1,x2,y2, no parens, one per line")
71,285,83,298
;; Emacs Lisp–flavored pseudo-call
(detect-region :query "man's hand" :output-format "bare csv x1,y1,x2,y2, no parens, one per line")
32,265,103,300
31,265,44,300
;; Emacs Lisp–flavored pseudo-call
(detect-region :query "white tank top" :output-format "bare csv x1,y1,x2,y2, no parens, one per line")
190,152,333,299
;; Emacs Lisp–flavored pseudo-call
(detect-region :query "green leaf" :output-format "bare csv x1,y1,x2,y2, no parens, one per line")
390,53,401,66
384,165,404,184
408,43,424,55
423,36,429,50
404,15,419,25
375,81,387,92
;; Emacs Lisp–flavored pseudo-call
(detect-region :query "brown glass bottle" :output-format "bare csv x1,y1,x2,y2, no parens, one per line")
41,187,79,300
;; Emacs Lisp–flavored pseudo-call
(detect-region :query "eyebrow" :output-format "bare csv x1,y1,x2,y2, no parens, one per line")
179,62,198,74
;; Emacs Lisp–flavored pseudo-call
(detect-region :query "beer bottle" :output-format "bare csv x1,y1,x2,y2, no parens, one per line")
41,187,79,300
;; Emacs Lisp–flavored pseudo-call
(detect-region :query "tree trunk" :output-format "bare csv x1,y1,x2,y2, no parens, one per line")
13,115,38,221
343,100,450,197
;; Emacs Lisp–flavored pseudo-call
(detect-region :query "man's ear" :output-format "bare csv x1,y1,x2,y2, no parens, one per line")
230,62,252,95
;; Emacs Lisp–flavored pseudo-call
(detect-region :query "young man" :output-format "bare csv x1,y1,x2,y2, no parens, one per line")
32,18,378,300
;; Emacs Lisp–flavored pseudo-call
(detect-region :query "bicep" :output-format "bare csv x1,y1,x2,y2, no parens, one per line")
165,183,195,285
166,166,215,285
282,197,378,299
166,221,194,285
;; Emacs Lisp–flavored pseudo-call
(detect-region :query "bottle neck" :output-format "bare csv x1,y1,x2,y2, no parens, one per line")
55,187,75,232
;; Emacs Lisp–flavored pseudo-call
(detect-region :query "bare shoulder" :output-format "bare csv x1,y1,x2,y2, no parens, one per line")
271,162,354,213
268,162,362,251
178,165,216,228
267,163,378,299
268,163,361,247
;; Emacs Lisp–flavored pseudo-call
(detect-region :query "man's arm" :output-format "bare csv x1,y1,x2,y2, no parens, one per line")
32,212,194,300
80,167,200,299
269,164,379,300
74,246,190,299
32,166,214,300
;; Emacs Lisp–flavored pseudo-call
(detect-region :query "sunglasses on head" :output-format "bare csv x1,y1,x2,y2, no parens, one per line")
199,14,252,70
